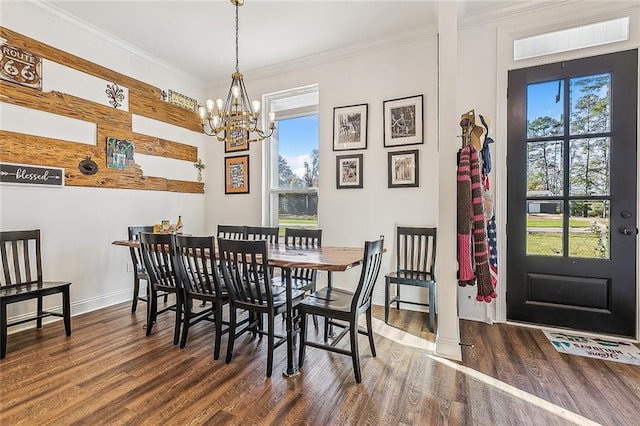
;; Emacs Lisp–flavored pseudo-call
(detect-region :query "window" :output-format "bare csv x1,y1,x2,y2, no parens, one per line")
263,85,319,231
513,17,629,61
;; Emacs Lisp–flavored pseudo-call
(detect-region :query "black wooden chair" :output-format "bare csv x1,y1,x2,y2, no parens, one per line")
0,230,71,359
174,235,230,359
384,227,437,332
127,226,168,313
217,225,247,240
246,226,280,244
139,232,181,344
298,236,384,383
218,238,305,377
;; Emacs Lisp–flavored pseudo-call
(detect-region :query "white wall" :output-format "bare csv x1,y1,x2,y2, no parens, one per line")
3,0,639,340
203,34,440,305
0,2,208,322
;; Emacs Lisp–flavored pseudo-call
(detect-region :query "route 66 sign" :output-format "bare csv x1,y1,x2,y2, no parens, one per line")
0,42,42,90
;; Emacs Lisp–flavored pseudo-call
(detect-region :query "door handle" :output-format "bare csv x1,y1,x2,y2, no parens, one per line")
620,227,638,235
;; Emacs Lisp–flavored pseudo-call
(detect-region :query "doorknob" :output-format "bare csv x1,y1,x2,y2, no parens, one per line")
620,227,638,235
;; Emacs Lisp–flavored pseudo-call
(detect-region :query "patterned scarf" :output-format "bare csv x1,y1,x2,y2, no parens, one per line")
456,145,496,302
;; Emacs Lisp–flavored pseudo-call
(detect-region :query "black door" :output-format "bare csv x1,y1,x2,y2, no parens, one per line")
507,49,638,337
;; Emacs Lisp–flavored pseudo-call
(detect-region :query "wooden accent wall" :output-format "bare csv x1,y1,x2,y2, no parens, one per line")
0,27,204,193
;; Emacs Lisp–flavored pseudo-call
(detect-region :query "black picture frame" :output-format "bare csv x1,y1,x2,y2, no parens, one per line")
388,149,419,188
225,154,250,194
333,103,368,151
383,94,424,147
336,154,363,189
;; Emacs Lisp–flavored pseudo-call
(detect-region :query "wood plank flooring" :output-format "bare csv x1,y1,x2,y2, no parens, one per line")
1,302,639,425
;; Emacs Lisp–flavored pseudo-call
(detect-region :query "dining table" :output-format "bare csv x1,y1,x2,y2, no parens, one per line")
112,238,366,377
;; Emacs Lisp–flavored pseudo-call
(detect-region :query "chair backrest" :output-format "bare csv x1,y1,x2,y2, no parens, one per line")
395,227,437,278
217,225,247,240
139,232,180,291
218,238,274,310
174,235,223,297
246,226,279,244
0,230,43,287
284,228,322,281
284,228,322,248
128,226,153,273
352,236,385,314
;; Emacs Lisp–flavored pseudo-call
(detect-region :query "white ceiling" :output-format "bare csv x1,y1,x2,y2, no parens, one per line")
43,0,554,84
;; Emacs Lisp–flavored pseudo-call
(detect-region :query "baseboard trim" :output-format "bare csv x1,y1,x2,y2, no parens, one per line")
6,289,133,335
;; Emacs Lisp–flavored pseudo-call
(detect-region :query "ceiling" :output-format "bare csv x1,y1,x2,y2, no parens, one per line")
43,0,555,84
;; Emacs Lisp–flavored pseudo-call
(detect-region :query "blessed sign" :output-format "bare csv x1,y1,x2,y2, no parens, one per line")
0,163,65,187
0,43,42,89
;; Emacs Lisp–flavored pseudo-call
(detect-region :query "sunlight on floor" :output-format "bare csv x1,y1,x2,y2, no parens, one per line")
371,317,599,425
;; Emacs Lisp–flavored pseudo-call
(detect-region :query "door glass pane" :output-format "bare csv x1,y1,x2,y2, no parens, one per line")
568,200,610,259
527,201,563,256
569,73,611,135
527,141,563,196
569,137,610,196
527,80,564,138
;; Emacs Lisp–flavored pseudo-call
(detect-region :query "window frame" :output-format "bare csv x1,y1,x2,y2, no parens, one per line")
262,85,319,229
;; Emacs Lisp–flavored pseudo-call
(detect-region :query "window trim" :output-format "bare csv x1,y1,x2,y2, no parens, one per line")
262,85,319,228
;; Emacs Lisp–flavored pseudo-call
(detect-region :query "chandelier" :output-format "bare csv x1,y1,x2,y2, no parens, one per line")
198,0,275,144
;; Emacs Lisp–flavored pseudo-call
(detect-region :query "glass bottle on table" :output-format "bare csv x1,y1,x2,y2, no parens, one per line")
176,215,183,235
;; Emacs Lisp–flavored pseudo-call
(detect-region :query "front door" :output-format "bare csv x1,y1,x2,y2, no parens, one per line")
507,49,638,337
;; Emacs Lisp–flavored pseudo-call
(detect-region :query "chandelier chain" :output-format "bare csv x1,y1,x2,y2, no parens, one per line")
235,1,239,73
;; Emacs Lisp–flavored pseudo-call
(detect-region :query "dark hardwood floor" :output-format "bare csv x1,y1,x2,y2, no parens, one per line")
1,301,639,425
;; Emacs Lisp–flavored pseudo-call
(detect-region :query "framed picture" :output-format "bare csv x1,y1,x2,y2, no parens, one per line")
225,154,250,194
333,103,368,151
336,154,363,189
383,95,424,147
388,149,419,188
225,115,250,153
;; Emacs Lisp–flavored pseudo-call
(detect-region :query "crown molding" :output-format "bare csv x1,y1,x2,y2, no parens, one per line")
21,0,203,86
208,24,438,88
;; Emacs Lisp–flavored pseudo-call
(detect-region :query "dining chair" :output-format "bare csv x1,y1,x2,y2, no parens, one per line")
298,236,384,383
127,226,168,313
174,235,230,359
218,238,305,377
246,226,280,244
271,228,323,326
139,232,181,344
216,225,247,240
0,230,72,359
384,227,437,332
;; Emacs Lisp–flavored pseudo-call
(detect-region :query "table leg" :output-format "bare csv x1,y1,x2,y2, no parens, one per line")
283,267,299,377
326,271,335,339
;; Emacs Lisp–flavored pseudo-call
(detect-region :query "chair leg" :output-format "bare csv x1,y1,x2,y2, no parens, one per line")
298,312,307,368
146,287,157,336
428,284,436,333
384,277,390,324
1,301,7,360
323,317,330,343
180,300,191,349
213,301,223,360
132,276,140,313
226,308,237,364
349,319,362,383
266,313,275,377
36,295,43,329
173,295,183,345
366,308,376,358
63,287,72,336
396,284,401,310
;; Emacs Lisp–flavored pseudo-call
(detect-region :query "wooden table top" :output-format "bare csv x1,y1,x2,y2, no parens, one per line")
112,240,365,272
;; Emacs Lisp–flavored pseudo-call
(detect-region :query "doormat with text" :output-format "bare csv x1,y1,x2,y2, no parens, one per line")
543,330,640,365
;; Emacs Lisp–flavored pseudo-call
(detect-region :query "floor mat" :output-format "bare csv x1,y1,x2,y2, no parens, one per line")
543,330,640,365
